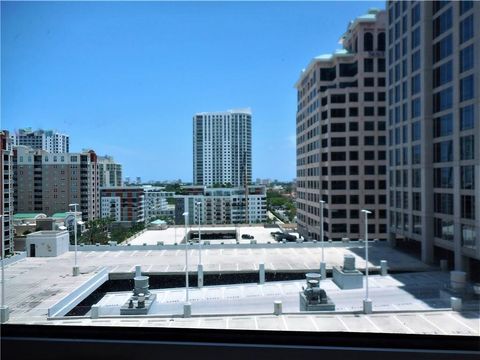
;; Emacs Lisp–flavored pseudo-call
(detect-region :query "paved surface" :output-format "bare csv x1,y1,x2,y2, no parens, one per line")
128,226,286,245
96,272,454,316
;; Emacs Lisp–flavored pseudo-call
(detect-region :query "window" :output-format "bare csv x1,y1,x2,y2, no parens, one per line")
434,167,453,188
411,121,421,141
412,169,421,188
460,135,474,160
434,193,454,214
434,140,453,162
433,61,452,88
339,62,357,77
411,50,420,72
364,165,375,175
364,107,374,116
433,7,452,38
412,145,421,164
461,165,475,189
331,109,346,118
349,122,358,131
377,32,385,51
364,32,373,51
320,66,336,81
364,58,373,72
433,87,452,112
378,58,386,72
411,98,421,118
434,218,454,240
364,78,374,87
460,15,474,44
461,195,475,220
364,121,375,131
462,225,476,249
349,93,358,102
460,45,474,73
411,3,420,25
460,75,474,101
413,215,422,235
411,26,420,49
364,92,374,102
433,114,453,137
411,74,421,95
460,0,474,15
364,136,374,146
433,34,452,62
413,192,421,211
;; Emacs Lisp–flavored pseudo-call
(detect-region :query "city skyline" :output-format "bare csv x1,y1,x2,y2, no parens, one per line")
1,1,384,181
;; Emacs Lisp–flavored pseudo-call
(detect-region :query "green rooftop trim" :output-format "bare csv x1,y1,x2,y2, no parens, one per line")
51,212,68,219
13,213,47,220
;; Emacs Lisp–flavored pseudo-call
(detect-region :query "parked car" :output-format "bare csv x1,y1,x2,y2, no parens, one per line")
241,234,254,239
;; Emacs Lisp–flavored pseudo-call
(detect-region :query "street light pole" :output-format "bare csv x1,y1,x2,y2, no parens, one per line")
183,211,191,317
319,200,326,280
0,215,9,323
69,203,80,276
196,201,202,265
362,209,372,314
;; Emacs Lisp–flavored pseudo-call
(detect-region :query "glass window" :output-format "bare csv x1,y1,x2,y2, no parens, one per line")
461,225,476,249
413,215,422,235
460,74,474,102
434,167,453,188
411,50,421,72
433,34,452,62
378,32,386,51
378,58,386,72
412,168,421,188
434,193,454,214
364,58,374,72
460,15,474,44
433,113,453,137
412,144,421,164
461,195,475,220
460,45,474,73
434,140,453,162
413,192,421,211
411,74,421,95
433,61,452,88
433,7,452,38
460,105,475,130
411,4,420,25
433,87,452,112
434,217,454,240
411,26,420,49
461,165,475,189
460,135,474,160
364,32,373,51
411,98,421,118
460,1,474,15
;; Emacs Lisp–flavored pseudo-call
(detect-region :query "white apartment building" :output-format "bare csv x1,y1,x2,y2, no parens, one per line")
11,128,69,153
193,109,252,187
142,186,175,221
174,185,267,225
98,155,122,187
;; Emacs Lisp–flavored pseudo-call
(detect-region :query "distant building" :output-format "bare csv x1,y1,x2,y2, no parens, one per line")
97,155,122,187
13,146,100,221
193,109,252,187
1,131,14,255
295,9,388,242
11,128,69,153
142,186,175,221
174,185,267,225
100,187,145,224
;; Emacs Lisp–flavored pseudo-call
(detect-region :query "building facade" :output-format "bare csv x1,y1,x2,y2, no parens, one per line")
386,0,480,274
193,109,252,187
142,186,174,221
97,155,122,187
11,128,70,153
100,187,145,224
13,146,100,221
174,185,267,225
1,131,14,256
295,9,388,242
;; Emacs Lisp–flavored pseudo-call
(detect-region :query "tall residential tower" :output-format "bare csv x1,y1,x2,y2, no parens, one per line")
11,128,70,153
193,109,252,187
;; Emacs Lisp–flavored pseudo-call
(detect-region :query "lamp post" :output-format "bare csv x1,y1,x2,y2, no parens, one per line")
69,203,80,276
319,200,326,280
195,201,202,265
361,209,372,314
183,211,191,317
0,215,9,323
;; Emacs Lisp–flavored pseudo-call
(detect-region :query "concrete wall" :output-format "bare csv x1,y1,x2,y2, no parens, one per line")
26,231,70,257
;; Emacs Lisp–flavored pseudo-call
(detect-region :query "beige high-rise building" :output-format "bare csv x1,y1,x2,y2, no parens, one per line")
98,155,122,187
13,146,100,221
386,0,480,275
295,9,387,241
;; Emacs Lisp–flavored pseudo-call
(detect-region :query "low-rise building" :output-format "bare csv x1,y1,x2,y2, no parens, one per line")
100,187,145,225
174,185,267,225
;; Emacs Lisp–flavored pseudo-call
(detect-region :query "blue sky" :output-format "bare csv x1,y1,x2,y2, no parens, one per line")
1,1,384,182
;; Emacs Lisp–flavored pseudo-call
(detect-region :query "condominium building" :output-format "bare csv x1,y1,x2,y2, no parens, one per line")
174,185,267,225
193,109,252,187
142,186,175,221
386,0,479,274
1,131,14,256
295,9,388,242
13,146,100,220
11,128,70,153
97,155,122,187
100,187,145,224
